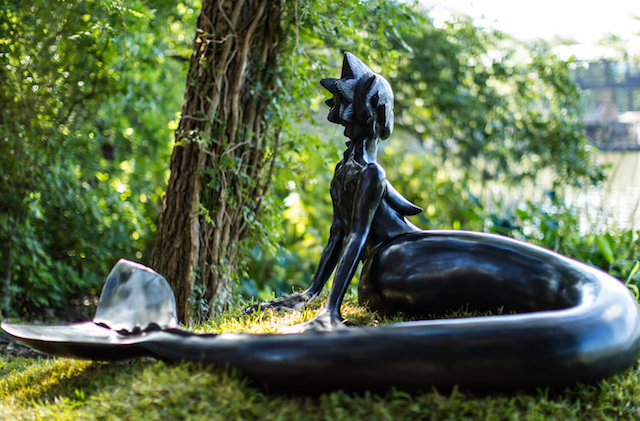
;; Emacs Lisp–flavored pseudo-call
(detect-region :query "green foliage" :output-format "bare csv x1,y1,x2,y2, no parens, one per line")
3,298,640,419
389,20,603,187
0,0,195,317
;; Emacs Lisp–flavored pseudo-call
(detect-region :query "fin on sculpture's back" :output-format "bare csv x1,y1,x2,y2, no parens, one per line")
93,259,178,332
384,180,423,216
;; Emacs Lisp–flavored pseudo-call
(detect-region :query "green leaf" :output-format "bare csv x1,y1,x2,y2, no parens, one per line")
626,261,640,285
595,235,614,265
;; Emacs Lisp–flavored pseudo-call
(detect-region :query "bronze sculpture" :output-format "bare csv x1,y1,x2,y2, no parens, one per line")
2,53,640,390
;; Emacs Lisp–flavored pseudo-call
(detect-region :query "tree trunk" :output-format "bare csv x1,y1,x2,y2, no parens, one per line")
151,0,284,322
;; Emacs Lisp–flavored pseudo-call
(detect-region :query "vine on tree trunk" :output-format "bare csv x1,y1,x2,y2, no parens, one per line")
151,0,284,322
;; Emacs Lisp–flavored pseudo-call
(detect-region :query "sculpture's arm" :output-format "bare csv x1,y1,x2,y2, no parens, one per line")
301,217,345,298
244,217,344,313
306,163,385,330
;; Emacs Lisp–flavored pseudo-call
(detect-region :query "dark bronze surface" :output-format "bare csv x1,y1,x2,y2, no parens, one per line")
2,53,640,391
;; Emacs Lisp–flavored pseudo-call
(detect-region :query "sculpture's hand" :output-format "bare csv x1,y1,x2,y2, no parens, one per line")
243,292,313,315
282,308,348,333
245,219,344,317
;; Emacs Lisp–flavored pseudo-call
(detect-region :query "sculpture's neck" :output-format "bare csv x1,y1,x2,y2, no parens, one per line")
349,136,378,164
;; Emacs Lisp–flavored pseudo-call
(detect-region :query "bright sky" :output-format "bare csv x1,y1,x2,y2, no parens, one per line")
421,0,639,56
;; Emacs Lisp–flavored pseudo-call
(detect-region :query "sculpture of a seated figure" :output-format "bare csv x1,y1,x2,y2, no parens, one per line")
247,52,423,331
247,53,587,332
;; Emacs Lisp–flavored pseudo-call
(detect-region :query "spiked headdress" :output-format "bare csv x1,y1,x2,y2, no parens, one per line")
321,52,394,140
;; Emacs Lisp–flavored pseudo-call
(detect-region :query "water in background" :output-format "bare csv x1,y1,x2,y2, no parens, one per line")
568,151,640,230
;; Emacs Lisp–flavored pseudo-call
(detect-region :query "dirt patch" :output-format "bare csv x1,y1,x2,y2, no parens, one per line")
0,341,50,359
0,332,51,359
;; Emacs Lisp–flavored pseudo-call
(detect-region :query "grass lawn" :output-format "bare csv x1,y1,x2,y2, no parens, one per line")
2,293,639,420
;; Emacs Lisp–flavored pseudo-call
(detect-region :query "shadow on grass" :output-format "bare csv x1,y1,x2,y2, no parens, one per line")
1,357,153,407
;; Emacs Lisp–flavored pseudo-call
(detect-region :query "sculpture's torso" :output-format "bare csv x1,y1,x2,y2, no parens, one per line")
329,148,419,259
330,150,363,230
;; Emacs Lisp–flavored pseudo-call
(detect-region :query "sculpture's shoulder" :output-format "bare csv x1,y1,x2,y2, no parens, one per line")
361,162,386,185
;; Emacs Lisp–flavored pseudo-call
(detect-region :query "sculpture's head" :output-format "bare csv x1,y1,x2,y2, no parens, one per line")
321,52,394,141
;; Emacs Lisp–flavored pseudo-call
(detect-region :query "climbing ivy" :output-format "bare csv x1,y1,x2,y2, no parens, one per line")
0,0,196,317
